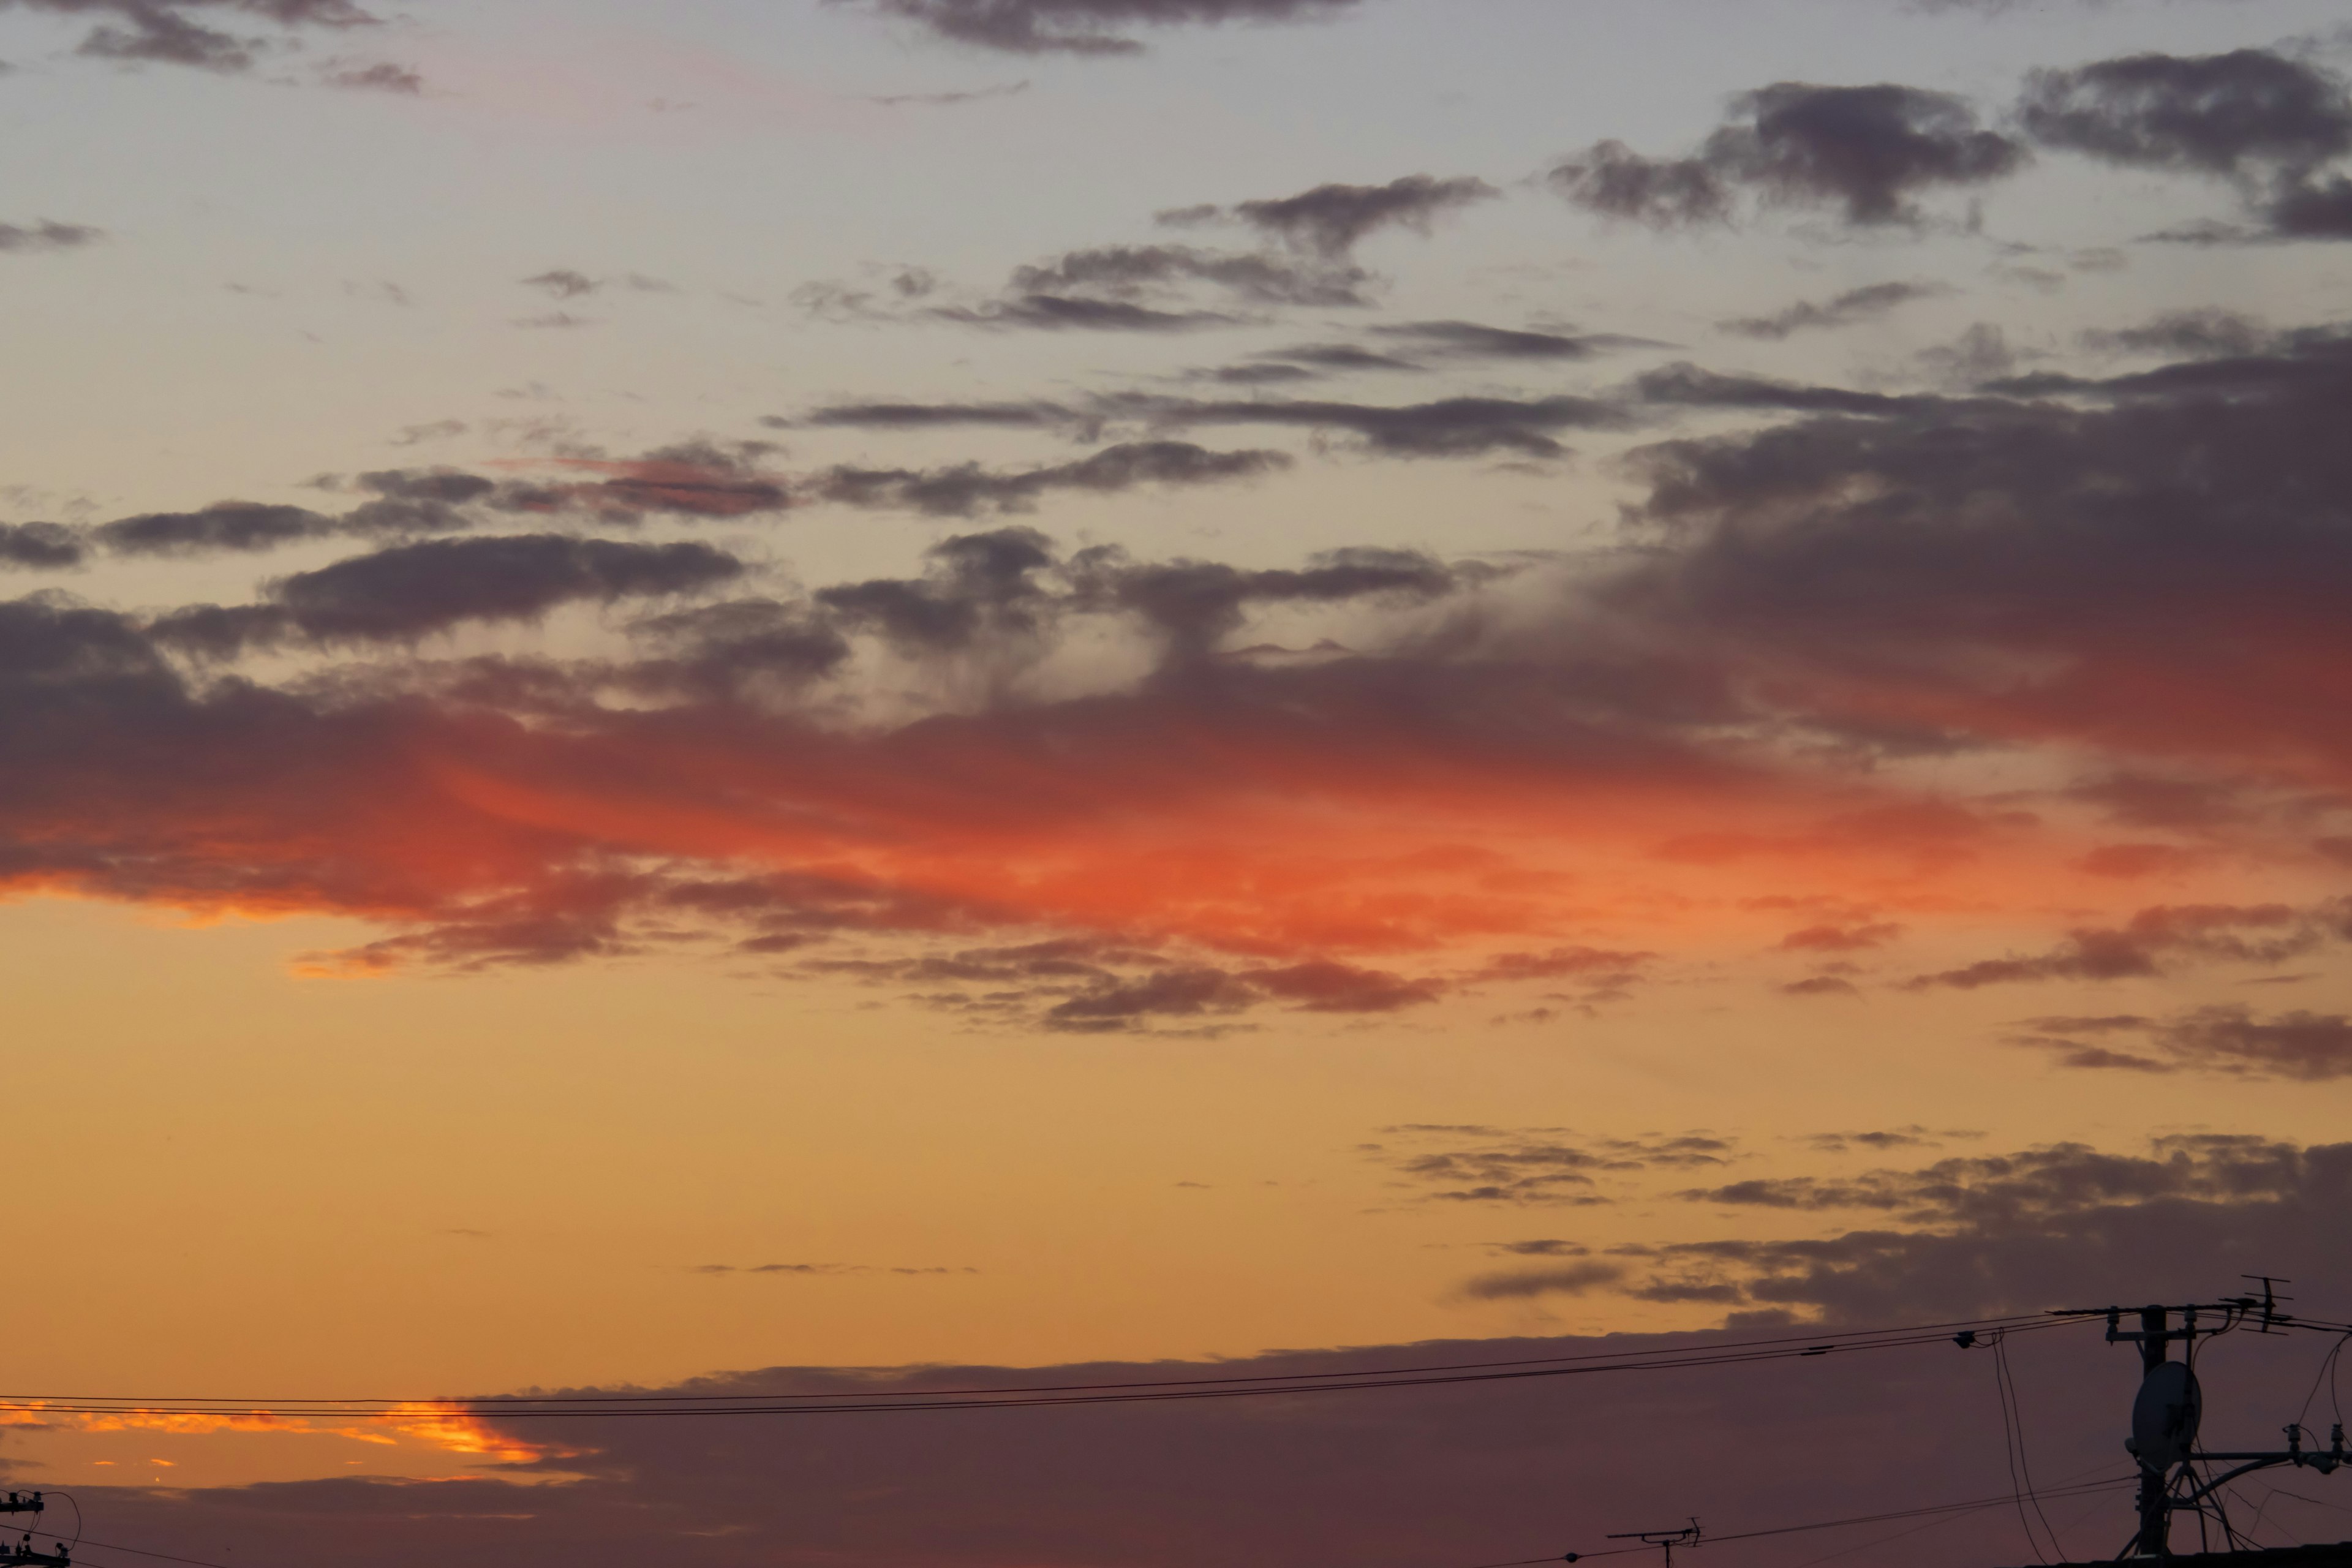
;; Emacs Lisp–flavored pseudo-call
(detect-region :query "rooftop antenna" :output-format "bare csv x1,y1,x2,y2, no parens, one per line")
1605,1519,1700,1568
2230,1276,2294,1334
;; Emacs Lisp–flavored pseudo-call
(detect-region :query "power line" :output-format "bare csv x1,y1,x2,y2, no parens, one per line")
17,1525,234,1568
1451,1477,2139,1568
0,1314,2081,1424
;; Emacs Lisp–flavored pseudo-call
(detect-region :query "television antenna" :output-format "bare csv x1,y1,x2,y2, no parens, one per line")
1605,1519,1700,1568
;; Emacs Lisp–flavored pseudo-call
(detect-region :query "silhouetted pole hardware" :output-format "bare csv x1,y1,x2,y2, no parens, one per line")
2045,1281,2345,1558
0,1503,35,1521
1605,1520,1700,1568
0,1537,63,1567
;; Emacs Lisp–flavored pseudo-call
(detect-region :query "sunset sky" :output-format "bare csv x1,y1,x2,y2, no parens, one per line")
5,1,2352,1563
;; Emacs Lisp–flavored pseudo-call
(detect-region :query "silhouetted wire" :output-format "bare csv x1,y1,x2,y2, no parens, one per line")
1694,1477,2135,1550
0,1314,2084,1422
1989,1335,2048,1565
1452,1477,2137,1568
2248,1485,2352,1518
1996,1335,2064,1559
1782,1504,1970,1568
43,1490,84,1551
2294,1330,2350,1434
21,1523,231,1568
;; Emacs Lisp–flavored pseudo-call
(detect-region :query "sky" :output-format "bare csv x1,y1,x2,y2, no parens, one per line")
4,0,2352,1563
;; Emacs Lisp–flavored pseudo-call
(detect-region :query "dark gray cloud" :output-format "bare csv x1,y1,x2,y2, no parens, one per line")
321,59,419,92
2269,172,2352,238
1611,320,2352,775
1,0,379,71
96,502,333,556
1903,902,2342,992
0,219,105,252
151,534,747,651
522,268,599,300
1718,281,1950,340
1242,342,1425,375
1632,363,1943,416
1552,83,2025,228
1368,1128,1735,1205
0,522,86,570
930,293,1242,331
1547,141,1734,228
2018,50,2352,178
811,441,1291,518
77,448,791,565
838,0,1360,56
2019,51,2352,242
1216,175,1499,257
274,535,747,641
1072,543,1456,647
1101,390,1627,458
2013,1005,2352,1080
1368,320,1626,361
2078,307,2272,358
802,242,1373,333
802,526,1460,668
867,79,1028,107
790,400,1081,432
1005,243,1373,307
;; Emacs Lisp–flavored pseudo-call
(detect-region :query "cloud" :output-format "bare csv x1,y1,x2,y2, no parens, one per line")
1004,242,1373,307
1367,320,1626,361
1615,322,2352,778
805,243,1374,331
522,269,600,300
1101,390,1627,458
930,294,1242,331
0,219,105,252
1547,141,1734,228
322,59,418,92
2,0,380,72
838,0,1360,56
1902,903,2336,990
2078,307,2272,358
1208,175,1499,257
1551,83,2024,228
69,450,791,565
1456,1259,1626,1300
2019,50,2352,242
2014,1005,2352,1080
1718,281,1950,340
1778,922,1902,952
0,523,87,570
11,316,2352,998
151,535,748,652
1370,1129,1735,1205
96,502,334,556
2018,49,2352,179
867,79,1028,107
791,400,1082,432
810,442,1290,517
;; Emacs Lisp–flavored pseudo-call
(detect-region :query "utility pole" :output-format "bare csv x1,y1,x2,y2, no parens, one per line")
0,1494,66,1565
2048,1288,2343,1559
2132,1306,2173,1558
